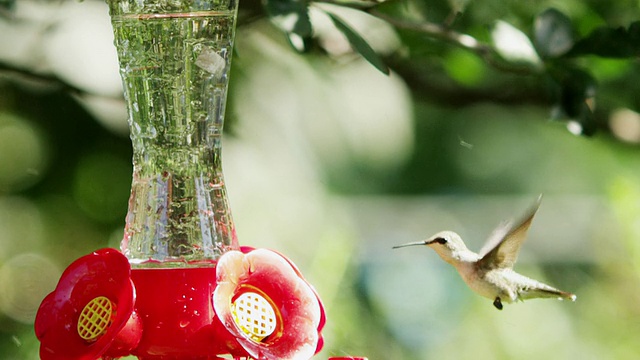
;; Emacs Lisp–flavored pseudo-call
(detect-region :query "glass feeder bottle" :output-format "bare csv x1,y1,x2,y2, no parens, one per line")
107,0,239,267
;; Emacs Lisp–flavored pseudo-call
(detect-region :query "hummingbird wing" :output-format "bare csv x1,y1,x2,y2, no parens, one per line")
477,195,542,270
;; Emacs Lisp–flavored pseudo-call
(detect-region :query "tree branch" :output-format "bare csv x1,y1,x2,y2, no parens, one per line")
0,61,88,96
373,10,542,75
315,0,540,76
384,55,552,107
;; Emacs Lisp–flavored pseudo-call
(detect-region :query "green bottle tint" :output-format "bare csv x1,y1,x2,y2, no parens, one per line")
106,0,239,266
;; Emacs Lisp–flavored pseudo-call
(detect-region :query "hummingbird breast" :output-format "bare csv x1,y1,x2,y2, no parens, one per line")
457,264,515,302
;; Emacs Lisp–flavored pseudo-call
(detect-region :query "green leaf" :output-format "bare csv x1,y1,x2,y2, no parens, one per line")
264,0,313,51
556,68,596,115
443,48,485,86
325,11,390,75
568,21,640,58
534,8,574,59
491,20,542,65
551,66,598,135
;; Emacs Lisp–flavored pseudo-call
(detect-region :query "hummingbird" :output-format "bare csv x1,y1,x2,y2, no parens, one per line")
393,196,576,310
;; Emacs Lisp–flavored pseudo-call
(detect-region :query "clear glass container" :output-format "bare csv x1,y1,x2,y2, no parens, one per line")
106,0,239,267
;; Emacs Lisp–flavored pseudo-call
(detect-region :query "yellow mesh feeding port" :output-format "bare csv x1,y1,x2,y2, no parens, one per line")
231,291,277,342
77,296,114,342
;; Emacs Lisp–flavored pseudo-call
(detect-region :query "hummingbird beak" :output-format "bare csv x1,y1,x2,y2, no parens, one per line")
392,241,428,249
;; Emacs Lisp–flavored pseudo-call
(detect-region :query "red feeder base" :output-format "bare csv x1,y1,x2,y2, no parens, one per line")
131,266,247,359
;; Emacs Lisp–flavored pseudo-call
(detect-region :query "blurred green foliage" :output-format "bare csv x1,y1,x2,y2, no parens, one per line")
0,0,639,359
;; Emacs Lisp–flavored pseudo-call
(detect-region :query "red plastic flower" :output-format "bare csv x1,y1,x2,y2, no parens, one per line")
35,248,141,360
213,247,325,360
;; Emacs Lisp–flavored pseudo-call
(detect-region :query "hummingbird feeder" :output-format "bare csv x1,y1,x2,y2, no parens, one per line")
33,0,358,359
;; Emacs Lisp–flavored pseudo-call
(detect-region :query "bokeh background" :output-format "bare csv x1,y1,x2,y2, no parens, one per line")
1,0,640,359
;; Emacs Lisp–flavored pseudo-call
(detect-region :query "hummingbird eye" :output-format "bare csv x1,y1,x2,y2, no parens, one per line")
434,237,447,244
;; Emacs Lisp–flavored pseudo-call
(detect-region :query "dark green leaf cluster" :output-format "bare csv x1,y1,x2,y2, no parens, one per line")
260,0,638,138
570,22,640,58
533,8,638,135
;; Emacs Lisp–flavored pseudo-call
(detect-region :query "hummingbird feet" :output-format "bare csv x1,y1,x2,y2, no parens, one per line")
493,297,503,310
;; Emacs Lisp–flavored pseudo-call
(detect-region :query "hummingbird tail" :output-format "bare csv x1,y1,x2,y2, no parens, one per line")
521,287,577,302
544,289,577,301
559,291,577,302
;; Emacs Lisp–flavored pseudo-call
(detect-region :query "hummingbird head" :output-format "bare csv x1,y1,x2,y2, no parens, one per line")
393,231,472,264
424,231,471,263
